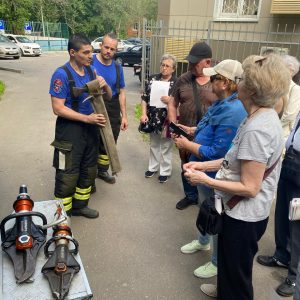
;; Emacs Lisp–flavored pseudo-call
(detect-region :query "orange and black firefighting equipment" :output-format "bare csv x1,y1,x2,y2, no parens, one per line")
0,185,47,283
73,79,121,175
42,223,80,300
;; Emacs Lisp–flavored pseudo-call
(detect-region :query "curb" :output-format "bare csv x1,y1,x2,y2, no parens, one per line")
0,67,23,74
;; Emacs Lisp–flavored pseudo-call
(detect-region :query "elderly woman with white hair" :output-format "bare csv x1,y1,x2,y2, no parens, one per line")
279,55,300,139
184,54,290,299
140,54,177,183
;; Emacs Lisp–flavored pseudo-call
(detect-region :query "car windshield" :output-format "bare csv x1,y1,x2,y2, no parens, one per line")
16,36,32,43
123,40,133,45
0,35,10,42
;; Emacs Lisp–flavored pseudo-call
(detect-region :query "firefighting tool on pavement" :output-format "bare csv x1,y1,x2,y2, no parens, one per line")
42,220,80,300
0,185,47,283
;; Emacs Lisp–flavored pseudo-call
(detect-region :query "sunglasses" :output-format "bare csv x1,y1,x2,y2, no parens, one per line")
210,74,224,83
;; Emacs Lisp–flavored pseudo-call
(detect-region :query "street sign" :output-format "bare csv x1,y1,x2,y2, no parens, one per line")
0,20,4,30
0,20,4,34
24,22,32,34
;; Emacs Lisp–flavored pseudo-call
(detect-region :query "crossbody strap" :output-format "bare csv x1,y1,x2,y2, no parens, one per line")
114,61,120,95
192,77,202,123
226,155,282,209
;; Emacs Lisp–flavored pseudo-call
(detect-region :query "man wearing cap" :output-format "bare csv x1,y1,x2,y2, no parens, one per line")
168,42,218,210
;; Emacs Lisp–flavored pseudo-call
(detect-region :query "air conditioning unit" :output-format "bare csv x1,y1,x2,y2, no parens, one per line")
260,46,289,56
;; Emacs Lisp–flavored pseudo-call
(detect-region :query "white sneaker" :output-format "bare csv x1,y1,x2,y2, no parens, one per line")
200,284,217,298
194,261,218,278
180,240,210,254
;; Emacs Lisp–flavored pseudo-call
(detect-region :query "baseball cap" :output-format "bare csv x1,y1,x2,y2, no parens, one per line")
203,59,243,81
185,42,212,64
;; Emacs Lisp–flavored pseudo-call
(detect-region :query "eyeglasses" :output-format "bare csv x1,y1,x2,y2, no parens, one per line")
234,76,243,84
210,74,224,83
160,63,172,69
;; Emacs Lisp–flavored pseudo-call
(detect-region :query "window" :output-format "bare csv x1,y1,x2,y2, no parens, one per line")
214,0,262,22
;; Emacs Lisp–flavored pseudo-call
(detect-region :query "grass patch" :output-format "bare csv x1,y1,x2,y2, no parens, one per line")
135,103,149,141
0,81,5,97
135,103,142,121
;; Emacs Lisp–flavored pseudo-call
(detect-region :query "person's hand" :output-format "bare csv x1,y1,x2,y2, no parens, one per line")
86,113,106,126
121,116,128,131
140,114,149,123
160,95,170,104
173,135,189,149
183,161,206,172
177,124,193,135
184,170,210,186
96,76,108,89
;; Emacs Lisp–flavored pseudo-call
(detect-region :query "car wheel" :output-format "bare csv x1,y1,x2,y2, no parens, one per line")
13,56,20,60
116,57,123,65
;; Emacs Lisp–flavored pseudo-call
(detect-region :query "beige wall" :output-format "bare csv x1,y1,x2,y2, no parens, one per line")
158,0,300,31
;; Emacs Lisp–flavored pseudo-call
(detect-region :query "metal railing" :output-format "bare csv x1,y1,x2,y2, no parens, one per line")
139,19,300,89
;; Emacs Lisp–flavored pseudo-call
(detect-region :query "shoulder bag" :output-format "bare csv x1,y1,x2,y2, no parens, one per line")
196,156,281,235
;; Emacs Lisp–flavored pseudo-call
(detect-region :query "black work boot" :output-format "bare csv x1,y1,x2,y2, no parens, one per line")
72,207,99,219
276,278,295,297
97,170,116,184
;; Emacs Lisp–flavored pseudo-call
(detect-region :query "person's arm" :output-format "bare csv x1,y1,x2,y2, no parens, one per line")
168,96,178,123
119,88,128,130
51,96,106,126
174,125,237,160
183,159,224,173
140,99,148,123
281,85,300,128
173,136,200,156
185,159,266,198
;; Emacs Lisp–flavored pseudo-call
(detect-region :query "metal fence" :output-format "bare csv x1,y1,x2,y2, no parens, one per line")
3,21,69,51
140,19,300,89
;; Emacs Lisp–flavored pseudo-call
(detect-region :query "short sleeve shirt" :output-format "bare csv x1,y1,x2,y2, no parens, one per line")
49,62,95,115
215,109,284,222
92,54,125,97
171,71,217,127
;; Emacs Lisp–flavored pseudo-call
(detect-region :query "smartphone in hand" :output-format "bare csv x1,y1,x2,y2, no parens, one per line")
169,122,189,138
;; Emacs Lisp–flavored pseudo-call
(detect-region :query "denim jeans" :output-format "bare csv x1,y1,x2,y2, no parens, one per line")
197,184,218,266
181,169,198,201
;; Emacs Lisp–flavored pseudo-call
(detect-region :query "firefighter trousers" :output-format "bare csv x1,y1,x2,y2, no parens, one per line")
51,117,99,213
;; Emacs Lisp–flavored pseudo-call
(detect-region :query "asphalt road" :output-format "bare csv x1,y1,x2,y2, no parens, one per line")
0,53,291,300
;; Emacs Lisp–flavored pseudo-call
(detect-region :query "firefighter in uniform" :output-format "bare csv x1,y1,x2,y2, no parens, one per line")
92,32,128,184
49,33,112,218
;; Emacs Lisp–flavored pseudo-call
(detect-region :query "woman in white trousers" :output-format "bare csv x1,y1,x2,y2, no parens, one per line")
140,54,177,183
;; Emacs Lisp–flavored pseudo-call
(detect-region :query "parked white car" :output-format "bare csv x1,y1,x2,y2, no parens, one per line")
91,36,103,53
5,34,42,56
92,36,132,53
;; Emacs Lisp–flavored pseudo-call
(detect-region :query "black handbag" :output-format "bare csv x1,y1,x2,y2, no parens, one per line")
281,146,300,187
281,119,300,187
196,156,281,235
138,121,153,134
196,196,223,235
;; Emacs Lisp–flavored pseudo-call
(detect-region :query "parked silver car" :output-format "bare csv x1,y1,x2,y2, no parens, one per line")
0,35,20,59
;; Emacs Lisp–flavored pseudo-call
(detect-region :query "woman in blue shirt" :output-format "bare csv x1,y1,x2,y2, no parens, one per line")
173,59,247,279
